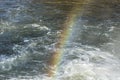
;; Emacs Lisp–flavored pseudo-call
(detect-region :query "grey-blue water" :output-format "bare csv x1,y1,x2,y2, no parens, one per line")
0,0,120,80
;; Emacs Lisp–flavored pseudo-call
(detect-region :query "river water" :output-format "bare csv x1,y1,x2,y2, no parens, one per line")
0,0,120,80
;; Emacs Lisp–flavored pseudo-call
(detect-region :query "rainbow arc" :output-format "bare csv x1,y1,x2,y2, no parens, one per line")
47,0,92,78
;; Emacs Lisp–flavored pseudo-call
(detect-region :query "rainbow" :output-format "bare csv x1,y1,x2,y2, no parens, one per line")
47,0,92,78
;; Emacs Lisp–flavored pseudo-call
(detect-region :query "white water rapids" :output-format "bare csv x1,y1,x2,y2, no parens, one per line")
0,0,120,80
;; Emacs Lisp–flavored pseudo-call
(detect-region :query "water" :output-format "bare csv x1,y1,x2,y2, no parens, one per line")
0,0,120,80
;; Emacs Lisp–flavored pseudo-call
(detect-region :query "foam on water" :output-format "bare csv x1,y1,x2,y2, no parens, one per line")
0,20,120,80
59,46,120,80
0,18,120,80
0,0,120,80
7,45,120,80
0,21,53,79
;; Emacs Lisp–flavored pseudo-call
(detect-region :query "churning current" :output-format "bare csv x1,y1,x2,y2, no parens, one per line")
0,0,120,80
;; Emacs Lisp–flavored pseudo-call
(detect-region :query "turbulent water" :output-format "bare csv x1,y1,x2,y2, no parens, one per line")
0,0,120,80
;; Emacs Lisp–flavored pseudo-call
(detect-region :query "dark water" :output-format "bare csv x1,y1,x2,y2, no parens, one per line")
0,0,120,80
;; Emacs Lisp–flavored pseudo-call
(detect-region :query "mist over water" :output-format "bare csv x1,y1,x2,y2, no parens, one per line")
0,0,120,80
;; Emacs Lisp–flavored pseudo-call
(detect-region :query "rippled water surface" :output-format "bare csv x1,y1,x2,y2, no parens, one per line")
0,0,120,80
